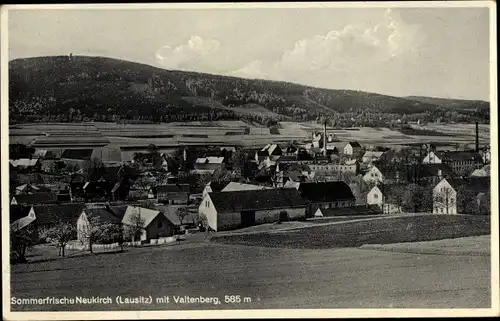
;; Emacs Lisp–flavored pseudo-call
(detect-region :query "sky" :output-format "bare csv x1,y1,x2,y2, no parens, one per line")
7,5,492,101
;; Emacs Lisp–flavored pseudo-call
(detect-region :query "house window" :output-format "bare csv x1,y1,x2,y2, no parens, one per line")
374,194,378,199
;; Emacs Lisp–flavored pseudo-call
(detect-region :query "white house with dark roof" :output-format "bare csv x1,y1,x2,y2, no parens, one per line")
121,206,176,242
198,188,307,231
432,177,490,215
343,142,362,156
193,156,225,174
366,184,406,214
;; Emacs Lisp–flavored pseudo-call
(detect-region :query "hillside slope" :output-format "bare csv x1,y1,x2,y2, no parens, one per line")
406,96,489,111
9,55,489,124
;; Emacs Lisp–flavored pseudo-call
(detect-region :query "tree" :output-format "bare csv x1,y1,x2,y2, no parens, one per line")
78,216,117,254
175,207,189,226
147,144,162,169
83,157,105,181
99,223,125,252
232,148,248,173
39,220,76,257
198,213,211,237
433,187,456,214
10,225,38,263
123,210,146,243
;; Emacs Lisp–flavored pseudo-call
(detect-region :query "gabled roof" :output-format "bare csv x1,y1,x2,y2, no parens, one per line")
84,207,121,224
287,171,307,182
298,181,355,202
445,177,490,193
151,205,197,226
436,151,483,162
10,205,33,224
10,158,39,168
260,144,282,156
61,149,94,160
209,188,307,213
405,163,453,178
156,184,190,194
15,183,51,194
33,203,86,226
195,157,224,164
347,142,361,148
277,155,299,162
363,151,384,158
12,192,58,205
207,180,232,193
316,205,382,217
33,149,48,157
122,206,164,228
107,205,128,220
471,165,490,177
221,182,272,192
10,205,36,232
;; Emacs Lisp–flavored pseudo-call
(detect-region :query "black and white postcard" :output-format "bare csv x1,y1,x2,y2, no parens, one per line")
1,2,498,319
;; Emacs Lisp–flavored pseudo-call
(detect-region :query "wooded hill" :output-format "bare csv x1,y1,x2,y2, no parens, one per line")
9,55,490,125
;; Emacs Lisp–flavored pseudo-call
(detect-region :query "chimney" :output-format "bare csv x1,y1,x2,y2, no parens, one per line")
323,121,327,157
475,122,479,152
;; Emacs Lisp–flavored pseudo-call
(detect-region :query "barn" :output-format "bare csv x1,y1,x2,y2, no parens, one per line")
198,188,307,231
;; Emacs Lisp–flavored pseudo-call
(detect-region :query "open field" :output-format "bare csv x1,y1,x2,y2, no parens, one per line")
211,215,490,249
10,238,490,311
360,235,490,256
9,121,490,158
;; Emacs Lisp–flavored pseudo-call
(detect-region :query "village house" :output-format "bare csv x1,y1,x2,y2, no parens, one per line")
33,203,87,231
10,205,36,232
154,184,190,204
297,181,356,217
76,206,122,244
121,206,177,242
362,165,392,184
60,148,94,169
277,170,307,188
307,161,359,177
366,184,407,214
254,144,283,163
193,156,225,175
198,188,308,231
152,204,198,229
422,150,484,175
362,150,394,164
432,177,490,215
343,142,363,156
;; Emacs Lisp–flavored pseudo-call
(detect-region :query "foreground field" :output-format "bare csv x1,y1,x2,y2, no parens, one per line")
212,214,490,249
10,239,490,311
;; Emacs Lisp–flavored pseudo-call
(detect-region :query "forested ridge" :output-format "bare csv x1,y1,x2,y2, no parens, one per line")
9,55,490,125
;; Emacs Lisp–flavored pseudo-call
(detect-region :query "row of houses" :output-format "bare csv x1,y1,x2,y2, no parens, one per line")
10,202,195,244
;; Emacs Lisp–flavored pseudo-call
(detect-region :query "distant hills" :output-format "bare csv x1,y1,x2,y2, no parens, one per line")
8,55,490,124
